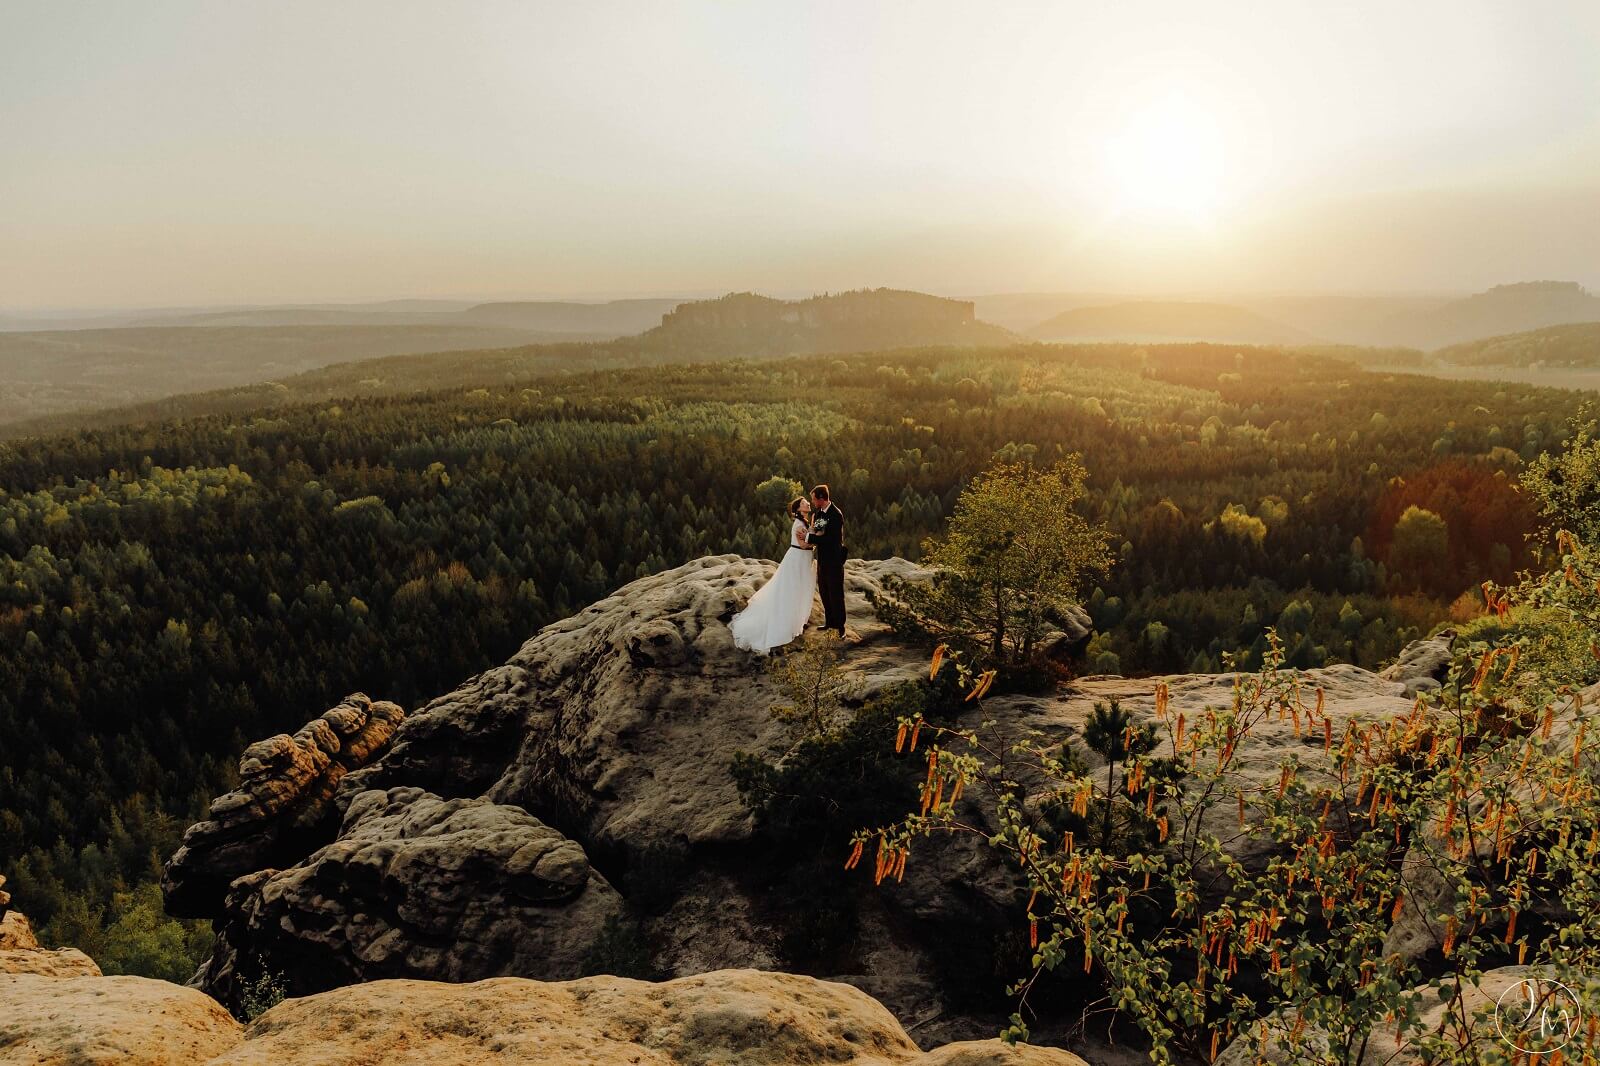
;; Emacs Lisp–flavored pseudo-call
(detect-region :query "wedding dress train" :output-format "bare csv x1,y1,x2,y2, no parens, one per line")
730,519,817,654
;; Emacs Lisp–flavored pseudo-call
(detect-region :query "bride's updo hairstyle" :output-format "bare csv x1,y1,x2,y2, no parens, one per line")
788,497,806,519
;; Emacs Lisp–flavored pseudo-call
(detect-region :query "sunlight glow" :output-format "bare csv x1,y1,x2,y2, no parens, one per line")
1103,95,1229,226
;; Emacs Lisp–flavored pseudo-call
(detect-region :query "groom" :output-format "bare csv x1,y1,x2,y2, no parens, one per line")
806,484,847,637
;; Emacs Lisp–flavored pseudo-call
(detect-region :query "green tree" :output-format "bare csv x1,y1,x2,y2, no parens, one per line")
1388,505,1449,593
1523,410,1600,541
874,458,1111,667
96,883,212,983
753,474,805,515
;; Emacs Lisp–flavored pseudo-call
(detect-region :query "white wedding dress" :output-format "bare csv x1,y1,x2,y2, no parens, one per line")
730,518,818,654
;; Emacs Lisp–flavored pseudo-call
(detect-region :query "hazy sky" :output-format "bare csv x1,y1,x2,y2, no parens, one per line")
3,1,1598,309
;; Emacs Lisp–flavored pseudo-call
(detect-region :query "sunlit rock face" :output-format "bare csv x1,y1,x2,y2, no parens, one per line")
164,554,1436,1045
194,787,623,1005
162,693,406,919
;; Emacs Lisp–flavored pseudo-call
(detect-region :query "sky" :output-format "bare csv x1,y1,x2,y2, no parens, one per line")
2,0,1598,310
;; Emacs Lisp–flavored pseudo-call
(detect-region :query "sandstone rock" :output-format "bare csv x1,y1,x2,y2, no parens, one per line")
1048,664,1417,874
0,907,103,978
0,966,1100,1066
0,973,242,1064
0,872,10,924
0,909,38,951
169,554,1453,1040
197,786,622,1007
1380,630,1455,697
345,556,930,864
0,944,102,978
920,1042,1091,1065
163,693,404,918
206,969,1091,1066
210,970,920,1065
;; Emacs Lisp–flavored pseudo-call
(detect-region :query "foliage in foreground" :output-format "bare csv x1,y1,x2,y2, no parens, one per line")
855,540,1600,1063
873,457,1112,668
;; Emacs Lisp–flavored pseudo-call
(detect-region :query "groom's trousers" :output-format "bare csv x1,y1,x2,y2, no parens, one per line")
817,560,846,635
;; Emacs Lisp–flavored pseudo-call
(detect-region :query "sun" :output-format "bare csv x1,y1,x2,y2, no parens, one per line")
1103,95,1228,226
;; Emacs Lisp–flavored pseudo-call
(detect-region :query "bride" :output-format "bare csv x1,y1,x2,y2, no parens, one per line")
730,496,818,654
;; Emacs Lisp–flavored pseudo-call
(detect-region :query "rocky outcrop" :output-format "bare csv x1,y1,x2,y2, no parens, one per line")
1379,629,1455,696
196,787,622,1004
0,874,34,950
0,907,103,978
342,556,932,866
0,943,102,979
163,693,404,918
0,909,238,1062
641,289,1014,357
219,970,1094,1065
0,912,36,952
0,973,243,1064
167,554,1441,1046
0,967,1090,1065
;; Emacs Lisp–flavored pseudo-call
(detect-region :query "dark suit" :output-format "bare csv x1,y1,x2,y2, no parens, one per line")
807,502,847,635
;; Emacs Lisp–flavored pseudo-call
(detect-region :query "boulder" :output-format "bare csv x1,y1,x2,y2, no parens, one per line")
0,944,102,978
0,907,102,978
0,973,242,1064
196,787,623,1006
163,693,404,918
1380,630,1455,697
206,969,1092,1066
921,1043,1092,1065
0,909,38,951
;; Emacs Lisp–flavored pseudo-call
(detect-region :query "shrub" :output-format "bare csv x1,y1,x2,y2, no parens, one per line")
849,544,1600,1062
872,458,1111,669
579,914,657,980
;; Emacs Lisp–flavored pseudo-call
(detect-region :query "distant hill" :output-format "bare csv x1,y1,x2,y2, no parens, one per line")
1433,321,1600,367
1,289,1021,438
0,298,683,337
1028,301,1318,345
1235,293,1455,346
0,323,587,427
1383,282,1600,349
457,299,683,334
637,289,1016,356
969,292,1125,332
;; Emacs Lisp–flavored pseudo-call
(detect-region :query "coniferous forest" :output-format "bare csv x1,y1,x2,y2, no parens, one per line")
0,341,1584,975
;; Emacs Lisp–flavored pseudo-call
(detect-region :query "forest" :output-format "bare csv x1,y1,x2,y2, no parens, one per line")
0,340,1587,977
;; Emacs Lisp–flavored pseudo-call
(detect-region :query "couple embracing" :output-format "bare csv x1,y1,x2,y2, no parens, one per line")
730,484,846,655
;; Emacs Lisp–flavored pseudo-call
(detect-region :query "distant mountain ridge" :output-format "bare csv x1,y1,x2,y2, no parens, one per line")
458,298,681,334
638,288,1015,355
1028,300,1318,345
0,298,685,339
1433,321,1600,367
1385,281,1600,349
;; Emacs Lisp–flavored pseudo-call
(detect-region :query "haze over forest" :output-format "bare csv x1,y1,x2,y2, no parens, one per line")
4,0,1599,312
